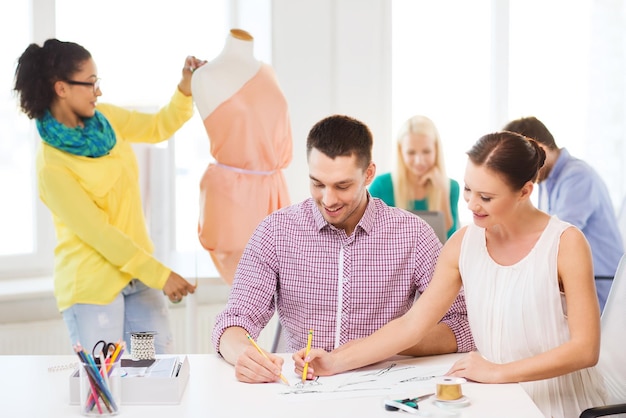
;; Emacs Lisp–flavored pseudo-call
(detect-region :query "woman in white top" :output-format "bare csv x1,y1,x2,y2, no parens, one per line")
294,131,607,418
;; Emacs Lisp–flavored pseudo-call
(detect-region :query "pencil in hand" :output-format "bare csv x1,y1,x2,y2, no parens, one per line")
301,329,313,383
245,333,291,385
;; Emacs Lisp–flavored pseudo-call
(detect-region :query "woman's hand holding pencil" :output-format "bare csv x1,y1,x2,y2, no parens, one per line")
243,333,291,385
301,329,313,383
293,344,340,378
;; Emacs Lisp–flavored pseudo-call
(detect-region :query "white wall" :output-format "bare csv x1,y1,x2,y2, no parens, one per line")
272,0,392,203
2,1,394,354
0,278,282,355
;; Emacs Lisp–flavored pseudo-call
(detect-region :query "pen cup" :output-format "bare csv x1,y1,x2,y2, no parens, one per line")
78,359,121,416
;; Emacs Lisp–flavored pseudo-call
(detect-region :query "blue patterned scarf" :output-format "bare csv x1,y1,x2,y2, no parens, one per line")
36,109,116,157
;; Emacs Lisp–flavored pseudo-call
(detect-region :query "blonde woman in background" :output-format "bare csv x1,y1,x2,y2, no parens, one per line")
369,115,459,238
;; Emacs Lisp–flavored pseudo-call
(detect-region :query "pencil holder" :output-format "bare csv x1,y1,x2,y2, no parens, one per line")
78,358,121,416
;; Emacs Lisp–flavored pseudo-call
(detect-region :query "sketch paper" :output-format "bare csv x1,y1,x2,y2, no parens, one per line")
278,357,447,402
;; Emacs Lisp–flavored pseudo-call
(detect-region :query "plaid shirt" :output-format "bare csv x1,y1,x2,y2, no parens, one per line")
212,197,474,353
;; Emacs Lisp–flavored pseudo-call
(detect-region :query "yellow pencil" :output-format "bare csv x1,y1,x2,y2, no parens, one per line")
106,341,123,374
245,333,290,385
301,329,313,383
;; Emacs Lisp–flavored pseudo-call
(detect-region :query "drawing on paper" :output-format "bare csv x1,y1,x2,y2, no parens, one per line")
279,360,445,399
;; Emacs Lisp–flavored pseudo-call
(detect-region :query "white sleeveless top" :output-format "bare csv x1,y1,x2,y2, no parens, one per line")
459,216,607,418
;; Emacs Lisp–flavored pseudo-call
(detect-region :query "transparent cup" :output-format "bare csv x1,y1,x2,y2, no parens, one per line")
78,358,121,416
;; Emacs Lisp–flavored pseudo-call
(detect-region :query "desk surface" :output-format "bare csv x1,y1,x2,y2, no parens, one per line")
1,353,543,417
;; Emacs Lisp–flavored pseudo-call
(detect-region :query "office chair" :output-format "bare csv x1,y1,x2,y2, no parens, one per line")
270,321,284,353
579,254,626,418
617,195,626,246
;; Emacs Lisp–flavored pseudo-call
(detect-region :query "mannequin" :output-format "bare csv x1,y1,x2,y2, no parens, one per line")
192,29,293,285
192,29,261,118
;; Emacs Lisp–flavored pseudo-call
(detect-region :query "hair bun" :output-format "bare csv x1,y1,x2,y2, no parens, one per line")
527,138,546,170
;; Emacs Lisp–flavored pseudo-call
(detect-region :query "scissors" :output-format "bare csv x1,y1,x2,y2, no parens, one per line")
92,340,117,360
384,393,435,413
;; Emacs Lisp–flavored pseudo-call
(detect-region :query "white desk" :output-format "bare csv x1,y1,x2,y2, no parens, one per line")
1,353,543,417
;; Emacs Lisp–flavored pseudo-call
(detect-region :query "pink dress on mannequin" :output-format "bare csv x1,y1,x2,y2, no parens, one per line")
194,31,292,285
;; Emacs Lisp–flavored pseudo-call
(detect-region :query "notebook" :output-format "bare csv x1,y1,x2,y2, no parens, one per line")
409,210,447,244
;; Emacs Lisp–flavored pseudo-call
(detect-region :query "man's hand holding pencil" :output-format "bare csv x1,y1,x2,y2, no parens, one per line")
218,326,292,384
228,331,291,384
245,333,291,385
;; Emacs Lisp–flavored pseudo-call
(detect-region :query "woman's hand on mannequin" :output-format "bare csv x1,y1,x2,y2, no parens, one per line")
177,55,207,96
162,270,197,303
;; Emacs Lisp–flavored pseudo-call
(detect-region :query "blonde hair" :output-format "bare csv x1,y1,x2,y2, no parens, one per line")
392,115,448,210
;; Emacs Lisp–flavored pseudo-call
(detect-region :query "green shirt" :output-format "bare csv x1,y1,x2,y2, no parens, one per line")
368,172,460,238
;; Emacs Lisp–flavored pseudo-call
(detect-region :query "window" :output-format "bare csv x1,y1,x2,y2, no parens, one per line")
392,0,626,225
0,1,55,277
392,0,492,226
1,0,271,280
508,0,626,207
55,0,231,279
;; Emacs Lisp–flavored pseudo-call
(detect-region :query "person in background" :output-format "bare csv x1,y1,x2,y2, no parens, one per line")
212,114,474,383
13,38,204,354
294,131,607,418
503,116,624,312
369,115,459,239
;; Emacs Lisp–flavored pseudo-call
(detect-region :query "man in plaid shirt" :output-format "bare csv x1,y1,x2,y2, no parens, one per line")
212,115,474,383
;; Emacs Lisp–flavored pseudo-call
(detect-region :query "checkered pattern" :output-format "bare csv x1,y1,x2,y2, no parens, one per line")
212,197,473,353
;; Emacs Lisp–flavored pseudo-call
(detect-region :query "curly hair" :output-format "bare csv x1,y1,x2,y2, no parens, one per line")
13,38,91,119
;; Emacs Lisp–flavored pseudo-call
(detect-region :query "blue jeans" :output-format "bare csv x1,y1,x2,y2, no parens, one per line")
62,279,174,355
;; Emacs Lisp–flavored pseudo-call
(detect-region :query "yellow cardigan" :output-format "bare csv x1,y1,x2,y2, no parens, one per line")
36,89,193,311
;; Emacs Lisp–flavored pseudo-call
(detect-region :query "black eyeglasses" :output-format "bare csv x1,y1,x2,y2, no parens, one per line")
64,78,101,93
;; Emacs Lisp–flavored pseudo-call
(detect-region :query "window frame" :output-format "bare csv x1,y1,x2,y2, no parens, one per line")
0,0,57,279
0,0,268,281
